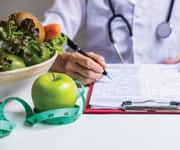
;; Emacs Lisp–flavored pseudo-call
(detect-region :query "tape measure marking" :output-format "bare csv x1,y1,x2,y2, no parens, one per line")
0,80,86,138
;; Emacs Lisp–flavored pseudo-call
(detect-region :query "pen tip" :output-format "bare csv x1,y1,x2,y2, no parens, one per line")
107,74,113,80
103,70,112,80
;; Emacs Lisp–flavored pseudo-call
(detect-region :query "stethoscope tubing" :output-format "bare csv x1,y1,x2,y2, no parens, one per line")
108,0,175,41
108,14,133,43
166,0,175,22
107,0,175,63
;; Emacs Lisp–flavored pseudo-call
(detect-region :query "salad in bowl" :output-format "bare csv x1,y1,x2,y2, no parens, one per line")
0,11,66,98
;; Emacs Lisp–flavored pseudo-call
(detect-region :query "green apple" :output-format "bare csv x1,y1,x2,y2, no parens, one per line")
31,72,78,112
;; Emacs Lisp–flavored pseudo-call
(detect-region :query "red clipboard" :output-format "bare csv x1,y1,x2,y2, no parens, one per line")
84,84,180,114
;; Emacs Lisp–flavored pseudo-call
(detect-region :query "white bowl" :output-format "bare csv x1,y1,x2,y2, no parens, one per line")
0,52,58,98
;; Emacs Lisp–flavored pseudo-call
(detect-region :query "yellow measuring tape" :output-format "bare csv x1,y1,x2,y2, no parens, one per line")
0,80,86,138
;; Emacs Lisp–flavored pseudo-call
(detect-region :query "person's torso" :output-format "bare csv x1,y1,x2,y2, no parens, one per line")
83,0,180,64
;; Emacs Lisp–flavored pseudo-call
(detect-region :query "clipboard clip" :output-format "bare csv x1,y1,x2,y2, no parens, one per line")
121,100,180,112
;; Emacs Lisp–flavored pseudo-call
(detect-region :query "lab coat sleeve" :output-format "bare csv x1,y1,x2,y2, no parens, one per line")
42,0,85,39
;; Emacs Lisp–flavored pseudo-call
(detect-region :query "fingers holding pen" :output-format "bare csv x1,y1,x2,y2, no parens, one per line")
66,61,103,79
66,71,95,85
87,52,106,68
66,53,103,79
73,52,105,74
51,51,105,85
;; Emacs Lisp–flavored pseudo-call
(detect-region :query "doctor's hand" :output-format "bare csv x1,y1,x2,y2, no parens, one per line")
51,51,106,85
163,56,180,64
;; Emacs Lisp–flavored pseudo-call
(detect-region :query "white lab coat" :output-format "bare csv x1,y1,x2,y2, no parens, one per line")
43,0,180,64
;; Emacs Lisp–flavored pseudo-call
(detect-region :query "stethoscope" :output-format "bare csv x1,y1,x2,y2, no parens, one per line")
107,0,175,63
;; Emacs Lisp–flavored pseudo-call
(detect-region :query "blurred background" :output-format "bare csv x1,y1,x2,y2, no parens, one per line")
0,0,53,21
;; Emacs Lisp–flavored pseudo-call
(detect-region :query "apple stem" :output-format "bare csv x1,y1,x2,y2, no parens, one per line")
52,72,56,81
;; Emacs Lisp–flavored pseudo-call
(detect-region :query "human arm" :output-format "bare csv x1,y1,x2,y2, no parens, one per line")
163,57,180,64
51,51,106,85
44,0,106,85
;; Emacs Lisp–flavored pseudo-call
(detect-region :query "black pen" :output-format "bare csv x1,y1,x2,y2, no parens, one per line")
62,33,112,80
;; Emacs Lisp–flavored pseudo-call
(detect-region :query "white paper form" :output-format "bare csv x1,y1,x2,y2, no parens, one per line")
90,64,180,108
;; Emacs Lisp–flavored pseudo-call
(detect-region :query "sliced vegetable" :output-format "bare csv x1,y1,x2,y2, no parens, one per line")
12,11,45,42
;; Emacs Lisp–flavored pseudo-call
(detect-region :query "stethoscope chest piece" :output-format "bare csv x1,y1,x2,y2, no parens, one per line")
156,22,172,39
